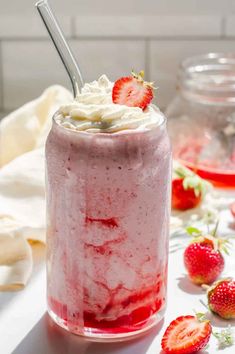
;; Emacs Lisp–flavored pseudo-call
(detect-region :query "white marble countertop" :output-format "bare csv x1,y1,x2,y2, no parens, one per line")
1,221,235,354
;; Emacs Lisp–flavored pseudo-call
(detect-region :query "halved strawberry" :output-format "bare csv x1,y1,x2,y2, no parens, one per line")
112,71,154,110
161,315,212,354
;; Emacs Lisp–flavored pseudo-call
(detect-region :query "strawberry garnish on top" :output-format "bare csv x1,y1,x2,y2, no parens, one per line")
161,314,212,354
112,70,154,110
172,165,210,211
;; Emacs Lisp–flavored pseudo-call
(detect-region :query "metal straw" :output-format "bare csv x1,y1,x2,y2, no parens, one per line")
36,0,84,98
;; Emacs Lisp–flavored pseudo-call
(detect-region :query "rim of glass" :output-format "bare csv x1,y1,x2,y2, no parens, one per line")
178,52,235,103
181,52,235,71
52,104,166,138
179,52,235,90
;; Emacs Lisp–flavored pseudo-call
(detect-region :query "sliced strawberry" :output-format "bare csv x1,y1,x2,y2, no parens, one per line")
112,71,154,110
230,202,235,218
161,315,212,354
172,178,201,210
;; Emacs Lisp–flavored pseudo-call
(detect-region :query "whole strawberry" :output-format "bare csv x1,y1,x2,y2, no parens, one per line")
207,279,235,319
184,227,227,285
172,165,210,211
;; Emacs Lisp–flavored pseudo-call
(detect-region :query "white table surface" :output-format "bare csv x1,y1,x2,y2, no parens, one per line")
1,224,235,354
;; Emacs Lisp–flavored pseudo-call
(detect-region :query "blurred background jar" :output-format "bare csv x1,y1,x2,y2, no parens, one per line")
166,53,235,188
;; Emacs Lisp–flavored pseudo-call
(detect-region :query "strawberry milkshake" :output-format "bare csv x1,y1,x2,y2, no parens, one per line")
46,73,171,340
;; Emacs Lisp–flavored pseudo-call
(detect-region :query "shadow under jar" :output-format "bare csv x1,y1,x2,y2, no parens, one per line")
166,53,235,188
45,109,171,341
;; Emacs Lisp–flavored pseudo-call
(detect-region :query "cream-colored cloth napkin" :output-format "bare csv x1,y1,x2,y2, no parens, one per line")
0,86,72,290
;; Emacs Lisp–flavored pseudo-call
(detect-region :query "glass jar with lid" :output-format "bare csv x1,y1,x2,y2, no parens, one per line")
166,53,235,187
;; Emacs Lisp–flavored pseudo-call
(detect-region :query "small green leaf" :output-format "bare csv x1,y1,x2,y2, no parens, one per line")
221,245,230,255
186,226,202,236
175,171,185,179
212,220,220,237
194,186,201,197
195,312,207,322
182,176,196,190
218,238,231,255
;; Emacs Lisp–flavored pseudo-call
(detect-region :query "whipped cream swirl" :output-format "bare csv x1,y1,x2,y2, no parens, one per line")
56,75,164,133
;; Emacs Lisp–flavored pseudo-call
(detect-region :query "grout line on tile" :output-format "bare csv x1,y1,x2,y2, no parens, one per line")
71,16,76,39
221,16,226,38
144,40,150,80
0,35,231,42
70,35,223,41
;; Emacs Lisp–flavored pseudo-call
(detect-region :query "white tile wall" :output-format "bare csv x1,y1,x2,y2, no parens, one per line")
70,40,145,82
2,39,145,110
1,0,235,16
149,39,235,108
0,13,235,112
75,16,222,38
225,16,235,37
0,15,72,39
2,41,70,110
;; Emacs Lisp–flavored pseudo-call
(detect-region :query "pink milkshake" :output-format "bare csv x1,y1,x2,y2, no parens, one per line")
46,74,171,340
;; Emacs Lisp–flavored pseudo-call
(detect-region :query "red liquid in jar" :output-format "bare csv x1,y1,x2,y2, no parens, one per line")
174,139,235,188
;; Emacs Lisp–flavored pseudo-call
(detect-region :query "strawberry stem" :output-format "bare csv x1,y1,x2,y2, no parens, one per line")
212,220,220,237
199,299,210,311
131,70,156,89
195,312,208,322
201,284,210,291
174,165,211,196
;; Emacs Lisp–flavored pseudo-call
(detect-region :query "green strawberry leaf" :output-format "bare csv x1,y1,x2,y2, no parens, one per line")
183,175,210,197
212,220,219,237
219,238,231,255
221,244,230,255
186,226,202,236
174,164,211,197
174,165,192,179
195,312,207,322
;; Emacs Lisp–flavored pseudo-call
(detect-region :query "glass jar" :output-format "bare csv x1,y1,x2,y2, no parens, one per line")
45,109,171,341
166,53,235,187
